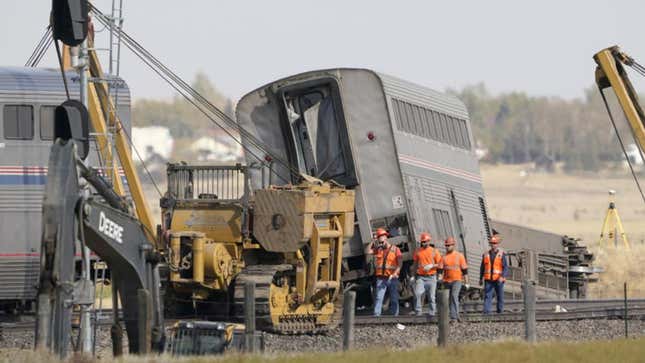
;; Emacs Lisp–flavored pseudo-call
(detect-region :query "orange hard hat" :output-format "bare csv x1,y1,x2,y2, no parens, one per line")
445,237,456,246
420,232,431,242
375,228,389,238
490,234,501,244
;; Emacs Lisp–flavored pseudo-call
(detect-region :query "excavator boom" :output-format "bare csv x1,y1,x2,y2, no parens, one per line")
594,46,645,153
36,136,164,357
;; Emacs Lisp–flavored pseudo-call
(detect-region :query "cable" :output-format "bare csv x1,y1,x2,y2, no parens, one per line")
53,39,71,100
598,86,645,205
32,36,54,67
113,112,163,197
25,26,52,67
90,7,293,182
89,5,300,184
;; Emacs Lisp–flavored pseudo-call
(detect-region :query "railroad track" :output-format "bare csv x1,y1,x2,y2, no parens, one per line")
460,298,645,313
355,308,645,325
3,299,644,331
356,298,645,325
0,309,119,332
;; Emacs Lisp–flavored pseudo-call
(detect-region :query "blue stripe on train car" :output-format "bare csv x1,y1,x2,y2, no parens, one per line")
0,175,47,185
0,175,129,185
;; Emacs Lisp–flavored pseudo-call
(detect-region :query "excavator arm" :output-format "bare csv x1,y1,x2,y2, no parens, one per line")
36,134,164,357
593,46,645,152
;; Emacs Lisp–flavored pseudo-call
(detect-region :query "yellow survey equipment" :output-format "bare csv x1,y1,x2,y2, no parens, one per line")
598,190,630,249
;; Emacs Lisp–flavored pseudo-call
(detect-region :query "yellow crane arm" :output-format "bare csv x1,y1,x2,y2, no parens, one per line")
83,39,157,243
593,46,645,152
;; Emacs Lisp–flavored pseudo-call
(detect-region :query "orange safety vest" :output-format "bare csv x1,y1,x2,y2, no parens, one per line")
483,248,504,281
443,251,467,283
375,245,400,277
415,246,442,276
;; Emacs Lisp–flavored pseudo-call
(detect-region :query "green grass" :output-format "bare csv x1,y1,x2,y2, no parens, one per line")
3,338,645,363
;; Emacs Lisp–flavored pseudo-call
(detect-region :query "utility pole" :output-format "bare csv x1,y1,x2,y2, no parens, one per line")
77,39,95,355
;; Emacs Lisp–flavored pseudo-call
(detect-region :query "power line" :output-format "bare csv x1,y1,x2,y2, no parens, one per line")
89,4,300,184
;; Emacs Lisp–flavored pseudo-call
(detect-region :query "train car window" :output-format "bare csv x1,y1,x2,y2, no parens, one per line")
40,106,56,140
281,80,357,186
392,99,404,130
448,116,460,147
3,105,34,140
429,110,441,140
413,105,428,138
391,98,471,151
438,115,447,144
460,119,472,149
423,109,435,139
405,104,415,134
402,102,415,134
453,117,465,148
448,116,458,147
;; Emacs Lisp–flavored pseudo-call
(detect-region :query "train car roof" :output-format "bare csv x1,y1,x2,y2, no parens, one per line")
0,66,130,95
237,68,468,120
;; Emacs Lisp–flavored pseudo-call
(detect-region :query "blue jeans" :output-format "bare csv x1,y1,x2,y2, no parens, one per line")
414,275,437,316
484,280,504,313
374,277,399,316
446,281,462,320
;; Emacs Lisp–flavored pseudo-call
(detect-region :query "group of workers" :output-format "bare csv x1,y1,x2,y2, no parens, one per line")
368,228,508,320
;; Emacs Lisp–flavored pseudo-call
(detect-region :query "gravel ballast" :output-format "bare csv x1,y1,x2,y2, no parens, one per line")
2,319,643,356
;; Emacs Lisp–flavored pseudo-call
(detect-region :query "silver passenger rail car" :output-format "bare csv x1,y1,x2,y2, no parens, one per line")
0,67,131,313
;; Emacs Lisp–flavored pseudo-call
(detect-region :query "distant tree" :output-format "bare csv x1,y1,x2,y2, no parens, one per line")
132,72,236,139
450,83,641,171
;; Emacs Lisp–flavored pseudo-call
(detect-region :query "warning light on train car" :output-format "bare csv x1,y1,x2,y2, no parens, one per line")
367,131,376,141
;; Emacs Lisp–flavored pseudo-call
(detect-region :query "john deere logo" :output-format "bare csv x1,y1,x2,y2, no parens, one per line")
98,211,124,244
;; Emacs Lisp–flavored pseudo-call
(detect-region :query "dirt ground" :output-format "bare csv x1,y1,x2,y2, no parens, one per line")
481,163,645,246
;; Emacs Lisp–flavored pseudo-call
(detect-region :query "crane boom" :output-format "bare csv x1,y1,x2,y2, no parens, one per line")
593,46,645,153
86,38,157,243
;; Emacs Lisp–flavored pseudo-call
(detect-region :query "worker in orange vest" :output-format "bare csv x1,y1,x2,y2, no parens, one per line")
366,228,402,316
442,237,468,321
411,232,442,316
479,234,508,314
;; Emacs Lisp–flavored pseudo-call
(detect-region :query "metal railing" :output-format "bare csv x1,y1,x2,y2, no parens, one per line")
166,163,248,201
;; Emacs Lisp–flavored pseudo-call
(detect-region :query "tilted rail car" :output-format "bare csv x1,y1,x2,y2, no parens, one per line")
236,68,595,302
0,67,130,313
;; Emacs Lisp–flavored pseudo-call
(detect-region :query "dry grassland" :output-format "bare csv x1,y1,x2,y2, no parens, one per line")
3,338,645,363
481,163,645,298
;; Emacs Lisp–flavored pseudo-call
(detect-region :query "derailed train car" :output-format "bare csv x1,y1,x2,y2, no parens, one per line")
237,68,510,301
0,67,130,312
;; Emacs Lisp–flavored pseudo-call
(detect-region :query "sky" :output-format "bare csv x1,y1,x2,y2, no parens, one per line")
1,0,644,102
